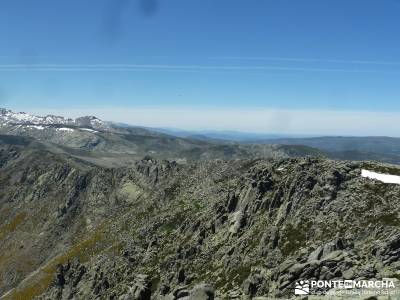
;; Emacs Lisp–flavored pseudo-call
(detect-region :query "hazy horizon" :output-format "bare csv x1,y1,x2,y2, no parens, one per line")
3,105,400,138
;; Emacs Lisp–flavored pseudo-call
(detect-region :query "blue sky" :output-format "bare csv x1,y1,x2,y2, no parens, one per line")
1,0,400,134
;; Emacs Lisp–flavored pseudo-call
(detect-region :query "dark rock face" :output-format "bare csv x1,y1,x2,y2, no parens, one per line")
36,257,151,300
1,145,400,299
376,233,400,265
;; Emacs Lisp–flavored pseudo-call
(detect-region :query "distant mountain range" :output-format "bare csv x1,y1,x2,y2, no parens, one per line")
0,108,110,130
0,108,322,167
1,108,400,165
156,128,400,164
252,136,400,165
151,128,304,142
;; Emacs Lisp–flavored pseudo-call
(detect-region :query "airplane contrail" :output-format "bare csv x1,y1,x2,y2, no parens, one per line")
213,56,400,66
0,64,397,73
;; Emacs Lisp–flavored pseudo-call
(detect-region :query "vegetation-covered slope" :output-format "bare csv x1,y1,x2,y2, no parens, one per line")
1,143,400,299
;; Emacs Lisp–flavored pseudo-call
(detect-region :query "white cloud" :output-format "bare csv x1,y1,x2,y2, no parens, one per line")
10,106,400,137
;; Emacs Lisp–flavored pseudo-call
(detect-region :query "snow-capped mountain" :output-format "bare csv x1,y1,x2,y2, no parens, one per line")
0,108,110,130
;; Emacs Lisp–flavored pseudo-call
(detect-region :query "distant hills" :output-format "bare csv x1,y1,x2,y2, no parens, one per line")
0,108,322,167
1,108,400,165
252,136,400,164
156,128,400,164
152,128,297,142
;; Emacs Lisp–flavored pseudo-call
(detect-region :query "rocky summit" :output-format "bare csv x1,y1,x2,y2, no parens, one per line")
1,137,400,299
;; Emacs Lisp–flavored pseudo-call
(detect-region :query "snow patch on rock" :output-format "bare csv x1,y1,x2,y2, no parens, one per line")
56,128,74,132
361,169,400,185
26,125,46,130
81,128,98,133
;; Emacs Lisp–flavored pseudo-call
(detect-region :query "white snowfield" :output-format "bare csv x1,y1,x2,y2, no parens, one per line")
361,169,400,185
56,127,75,132
26,125,45,130
81,128,97,133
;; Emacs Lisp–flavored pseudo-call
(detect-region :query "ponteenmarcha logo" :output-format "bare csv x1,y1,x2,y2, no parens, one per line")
294,280,310,295
293,279,397,296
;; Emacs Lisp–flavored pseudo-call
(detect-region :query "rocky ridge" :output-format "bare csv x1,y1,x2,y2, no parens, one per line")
1,142,400,299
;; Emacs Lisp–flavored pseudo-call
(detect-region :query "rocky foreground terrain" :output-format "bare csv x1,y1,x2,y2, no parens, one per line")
1,136,400,299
